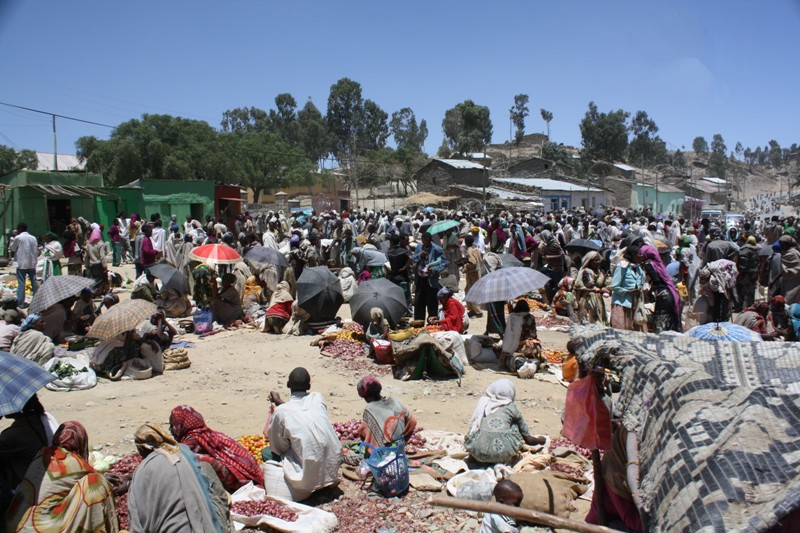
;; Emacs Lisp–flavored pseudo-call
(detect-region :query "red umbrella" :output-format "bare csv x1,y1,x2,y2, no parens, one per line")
189,243,242,266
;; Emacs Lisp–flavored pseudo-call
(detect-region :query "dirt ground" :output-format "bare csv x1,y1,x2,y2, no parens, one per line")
2,263,585,530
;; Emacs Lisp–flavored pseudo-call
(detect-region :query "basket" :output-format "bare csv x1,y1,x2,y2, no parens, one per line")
359,440,409,497
163,348,191,371
371,339,394,364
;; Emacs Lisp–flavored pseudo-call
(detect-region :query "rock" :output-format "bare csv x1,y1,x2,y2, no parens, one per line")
106,396,117,400
92,444,103,451
462,518,480,531
409,472,441,491
85,401,97,407
418,508,435,519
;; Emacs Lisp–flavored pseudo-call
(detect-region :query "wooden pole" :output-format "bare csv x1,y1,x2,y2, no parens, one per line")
427,495,618,533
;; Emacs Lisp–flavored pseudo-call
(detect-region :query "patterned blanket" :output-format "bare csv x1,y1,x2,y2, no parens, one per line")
571,324,800,392
571,326,800,532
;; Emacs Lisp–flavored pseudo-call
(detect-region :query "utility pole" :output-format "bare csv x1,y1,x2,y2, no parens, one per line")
52,114,58,171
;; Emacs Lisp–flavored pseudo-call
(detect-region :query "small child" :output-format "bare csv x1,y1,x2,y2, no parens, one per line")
480,479,524,533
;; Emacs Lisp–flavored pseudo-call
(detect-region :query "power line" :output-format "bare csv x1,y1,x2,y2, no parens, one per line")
0,101,115,128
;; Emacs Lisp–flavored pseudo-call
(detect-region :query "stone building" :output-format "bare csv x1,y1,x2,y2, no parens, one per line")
414,159,488,196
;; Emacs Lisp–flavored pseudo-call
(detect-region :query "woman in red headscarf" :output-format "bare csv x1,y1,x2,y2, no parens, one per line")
3,421,119,532
169,405,264,492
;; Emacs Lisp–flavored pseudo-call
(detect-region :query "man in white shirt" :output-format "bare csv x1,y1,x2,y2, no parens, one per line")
266,367,341,501
9,223,39,307
117,213,132,263
150,219,166,255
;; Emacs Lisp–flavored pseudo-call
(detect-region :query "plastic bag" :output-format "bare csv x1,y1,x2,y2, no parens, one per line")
446,468,497,497
44,357,97,391
561,375,611,450
193,308,213,334
456,480,494,501
230,482,338,533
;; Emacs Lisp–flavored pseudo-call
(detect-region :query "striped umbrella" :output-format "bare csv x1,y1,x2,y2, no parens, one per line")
0,351,56,416
28,275,96,314
687,322,762,342
465,267,551,305
87,299,157,340
189,243,242,266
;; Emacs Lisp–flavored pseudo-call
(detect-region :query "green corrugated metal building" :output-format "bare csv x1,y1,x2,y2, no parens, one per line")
0,171,216,253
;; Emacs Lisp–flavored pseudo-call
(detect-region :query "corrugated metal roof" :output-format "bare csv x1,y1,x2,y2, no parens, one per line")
493,177,604,192
36,152,85,171
613,162,638,172
701,177,727,185
690,181,723,193
436,159,487,170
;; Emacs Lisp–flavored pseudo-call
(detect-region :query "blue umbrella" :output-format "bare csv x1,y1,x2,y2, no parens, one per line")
686,322,762,342
0,352,56,416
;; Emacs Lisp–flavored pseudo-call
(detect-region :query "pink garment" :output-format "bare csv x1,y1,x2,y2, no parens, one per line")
88,228,102,243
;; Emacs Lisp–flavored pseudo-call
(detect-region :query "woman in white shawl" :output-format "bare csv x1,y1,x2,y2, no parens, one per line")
42,232,63,280
464,379,543,464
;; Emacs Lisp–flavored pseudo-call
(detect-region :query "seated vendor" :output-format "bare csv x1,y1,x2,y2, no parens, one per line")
169,405,263,492
0,395,59,513
356,375,416,448
212,273,242,326
96,293,119,315
72,288,97,335
156,286,193,318
365,307,390,342
10,314,55,366
0,314,21,351
3,421,118,532
140,311,178,350
40,296,77,343
90,330,145,378
552,276,577,320
242,275,268,320
265,367,341,501
128,423,232,533
428,287,466,333
263,281,293,334
734,300,782,340
465,379,544,464
131,272,157,302
500,300,542,373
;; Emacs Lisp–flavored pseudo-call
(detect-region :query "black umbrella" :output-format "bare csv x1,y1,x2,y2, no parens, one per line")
498,253,525,268
245,247,289,267
147,263,189,294
565,239,602,254
349,279,406,328
297,266,344,321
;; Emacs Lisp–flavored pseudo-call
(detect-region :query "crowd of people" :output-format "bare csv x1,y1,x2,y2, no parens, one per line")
7,201,800,531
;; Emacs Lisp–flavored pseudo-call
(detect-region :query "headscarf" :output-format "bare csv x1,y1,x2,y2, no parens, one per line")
770,295,785,308
370,307,384,321
88,227,102,244
574,251,601,290
52,420,89,459
437,287,453,298
357,375,382,398
559,276,574,291
269,281,293,305
169,405,264,487
135,422,180,458
640,245,681,320
747,300,770,317
19,313,42,333
469,378,516,434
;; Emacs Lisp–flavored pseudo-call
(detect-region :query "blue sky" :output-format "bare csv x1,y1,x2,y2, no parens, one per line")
1,0,798,158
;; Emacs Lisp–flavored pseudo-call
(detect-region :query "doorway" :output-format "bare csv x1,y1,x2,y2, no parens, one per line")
47,199,71,237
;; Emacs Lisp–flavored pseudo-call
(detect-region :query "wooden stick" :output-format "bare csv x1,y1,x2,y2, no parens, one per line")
428,495,619,533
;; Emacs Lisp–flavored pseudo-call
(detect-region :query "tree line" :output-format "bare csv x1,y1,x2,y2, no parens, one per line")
1,82,797,196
